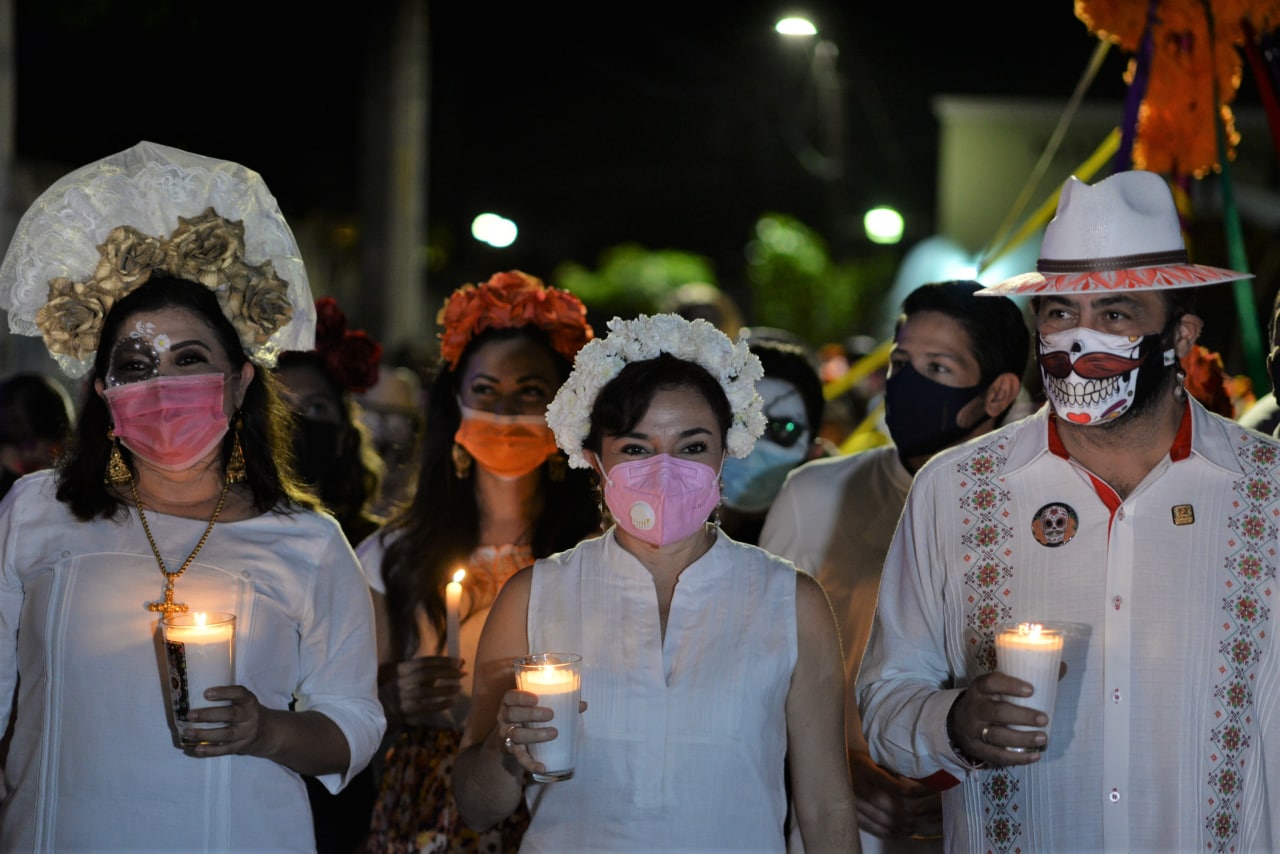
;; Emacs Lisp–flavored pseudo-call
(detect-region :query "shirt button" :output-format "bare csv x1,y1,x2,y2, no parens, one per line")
1112,689,1122,703
1117,508,1125,521
1113,595,1123,610
1109,788,1121,803
60,550,70,559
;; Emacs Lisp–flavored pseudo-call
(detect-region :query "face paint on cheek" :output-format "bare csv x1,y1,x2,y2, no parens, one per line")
107,321,177,386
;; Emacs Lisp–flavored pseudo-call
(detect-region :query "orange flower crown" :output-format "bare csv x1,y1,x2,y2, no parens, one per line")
437,270,593,370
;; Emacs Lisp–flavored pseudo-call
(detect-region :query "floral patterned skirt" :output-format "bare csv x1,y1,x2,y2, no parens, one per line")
367,725,529,853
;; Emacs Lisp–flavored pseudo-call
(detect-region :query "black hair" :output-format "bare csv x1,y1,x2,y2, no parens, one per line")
898,280,1031,388
55,274,318,520
378,324,601,659
583,353,733,456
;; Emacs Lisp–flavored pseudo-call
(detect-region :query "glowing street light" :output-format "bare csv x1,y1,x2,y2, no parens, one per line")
775,16,818,37
471,212,518,248
864,206,904,245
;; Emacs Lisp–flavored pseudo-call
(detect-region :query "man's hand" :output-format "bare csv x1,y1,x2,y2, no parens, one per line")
850,749,943,839
949,665,1066,766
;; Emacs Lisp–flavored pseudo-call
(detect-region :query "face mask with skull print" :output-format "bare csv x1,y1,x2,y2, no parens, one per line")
1037,326,1174,426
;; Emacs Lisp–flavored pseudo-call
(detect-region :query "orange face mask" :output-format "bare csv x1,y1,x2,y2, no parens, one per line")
454,405,559,479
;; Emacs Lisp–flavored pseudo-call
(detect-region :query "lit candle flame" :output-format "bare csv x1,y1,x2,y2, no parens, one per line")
452,568,466,584
194,612,208,627
1017,622,1043,639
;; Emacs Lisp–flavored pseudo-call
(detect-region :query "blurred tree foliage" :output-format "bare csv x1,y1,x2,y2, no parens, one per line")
745,213,896,348
553,244,718,326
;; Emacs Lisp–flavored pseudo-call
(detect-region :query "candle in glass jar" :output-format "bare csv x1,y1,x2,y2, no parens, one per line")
514,654,582,781
161,611,235,743
994,621,1065,751
446,568,465,660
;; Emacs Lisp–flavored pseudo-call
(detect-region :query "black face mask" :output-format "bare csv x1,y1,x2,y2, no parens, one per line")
290,417,343,486
883,362,986,461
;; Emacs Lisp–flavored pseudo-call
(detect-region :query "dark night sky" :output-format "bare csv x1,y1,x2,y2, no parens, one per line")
10,3,1154,296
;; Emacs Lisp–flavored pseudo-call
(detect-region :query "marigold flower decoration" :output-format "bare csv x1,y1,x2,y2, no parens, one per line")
312,297,383,393
437,270,594,370
1076,0,1280,178
546,313,767,469
33,208,293,365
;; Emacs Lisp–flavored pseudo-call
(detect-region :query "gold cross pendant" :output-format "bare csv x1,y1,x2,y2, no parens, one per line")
146,583,188,616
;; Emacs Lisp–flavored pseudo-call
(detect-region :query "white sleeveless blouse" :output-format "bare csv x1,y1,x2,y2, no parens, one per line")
524,528,798,852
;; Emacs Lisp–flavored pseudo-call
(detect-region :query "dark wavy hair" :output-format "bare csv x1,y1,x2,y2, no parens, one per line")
377,325,601,659
55,274,319,520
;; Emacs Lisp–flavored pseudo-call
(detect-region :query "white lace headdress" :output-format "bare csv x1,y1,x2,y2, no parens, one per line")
546,313,767,469
0,140,315,378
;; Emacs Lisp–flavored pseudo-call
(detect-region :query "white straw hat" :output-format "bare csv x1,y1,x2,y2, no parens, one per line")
983,170,1252,296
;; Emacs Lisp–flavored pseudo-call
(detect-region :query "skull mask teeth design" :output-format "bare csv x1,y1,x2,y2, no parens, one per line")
1041,505,1069,545
1037,326,1159,425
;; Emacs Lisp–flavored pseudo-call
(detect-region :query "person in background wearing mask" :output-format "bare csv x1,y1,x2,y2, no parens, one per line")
760,279,1029,853
453,313,860,851
858,171,1280,850
273,296,386,853
0,373,75,501
357,270,601,851
719,333,830,545
356,364,426,518
275,297,387,549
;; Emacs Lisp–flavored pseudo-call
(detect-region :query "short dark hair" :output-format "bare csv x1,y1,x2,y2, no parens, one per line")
749,340,824,439
584,353,732,455
897,280,1030,387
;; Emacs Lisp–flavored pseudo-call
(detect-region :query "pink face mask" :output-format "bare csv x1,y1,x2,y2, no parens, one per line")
104,374,230,471
601,454,721,547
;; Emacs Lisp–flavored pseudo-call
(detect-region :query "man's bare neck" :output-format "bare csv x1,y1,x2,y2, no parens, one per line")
1054,395,1183,499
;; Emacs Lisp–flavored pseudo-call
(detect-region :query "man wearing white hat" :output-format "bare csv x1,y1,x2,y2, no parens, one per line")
857,169,1280,851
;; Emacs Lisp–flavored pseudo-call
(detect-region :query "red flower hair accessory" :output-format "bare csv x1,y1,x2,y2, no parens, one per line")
312,296,383,393
437,270,593,370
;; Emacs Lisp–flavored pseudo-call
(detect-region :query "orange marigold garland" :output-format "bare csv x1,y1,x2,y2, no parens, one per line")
437,270,594,369
1076,0,1280,177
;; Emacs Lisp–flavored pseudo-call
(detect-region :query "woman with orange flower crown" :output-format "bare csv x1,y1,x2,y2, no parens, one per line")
0,142,385,850
357,270,602,851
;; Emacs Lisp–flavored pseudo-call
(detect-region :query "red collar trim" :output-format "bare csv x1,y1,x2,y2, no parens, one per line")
1047,400,1194,462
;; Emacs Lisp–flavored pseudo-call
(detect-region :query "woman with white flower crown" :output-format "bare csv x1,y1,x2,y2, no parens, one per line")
0,142,384,851
453,314,860,852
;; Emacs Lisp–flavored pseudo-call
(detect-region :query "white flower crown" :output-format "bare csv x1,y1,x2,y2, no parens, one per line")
546,313,766,469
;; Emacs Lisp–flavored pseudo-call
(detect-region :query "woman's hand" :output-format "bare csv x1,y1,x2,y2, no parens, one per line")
493,688,554,777
182,684,270,758
379,655,464,727
182,684,352,776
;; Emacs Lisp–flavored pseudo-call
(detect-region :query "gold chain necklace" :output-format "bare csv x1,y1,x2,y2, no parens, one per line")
130,475,230,616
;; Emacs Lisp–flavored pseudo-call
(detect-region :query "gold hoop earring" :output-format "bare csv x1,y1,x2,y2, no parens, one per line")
452,442,473,479
105,430,132,486
226,413,247,484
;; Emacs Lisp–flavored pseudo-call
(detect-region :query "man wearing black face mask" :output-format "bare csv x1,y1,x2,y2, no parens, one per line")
760,279,1029,851
858,170,1280,852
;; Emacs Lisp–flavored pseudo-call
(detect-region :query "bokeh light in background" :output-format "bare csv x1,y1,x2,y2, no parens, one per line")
774,17,818,37
863,206,904,244
471,212,518,248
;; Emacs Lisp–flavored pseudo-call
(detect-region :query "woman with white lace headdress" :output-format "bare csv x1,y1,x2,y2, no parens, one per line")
452,314,861,852
0,142,384,851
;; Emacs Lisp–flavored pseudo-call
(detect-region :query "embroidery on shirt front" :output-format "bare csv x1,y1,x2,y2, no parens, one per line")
955,436,1025,852
1207,431,1278,850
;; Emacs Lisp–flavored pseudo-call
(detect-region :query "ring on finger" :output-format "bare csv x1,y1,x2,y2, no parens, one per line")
503,723,519,751
980,724,993,745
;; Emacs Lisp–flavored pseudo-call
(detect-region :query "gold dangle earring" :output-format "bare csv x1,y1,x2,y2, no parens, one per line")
105,429,132,486
452,442,473,479
226,413,247,484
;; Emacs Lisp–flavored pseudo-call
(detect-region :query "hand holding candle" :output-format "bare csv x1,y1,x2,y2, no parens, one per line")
994,621,1064,753
514,653,582,782
446,568,465,660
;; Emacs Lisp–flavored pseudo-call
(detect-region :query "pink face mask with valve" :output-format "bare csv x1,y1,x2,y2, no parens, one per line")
601,453,721,547
104,374,230,471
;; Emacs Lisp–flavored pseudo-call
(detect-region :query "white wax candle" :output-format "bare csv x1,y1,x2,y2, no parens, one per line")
995,622,1064,746
517,663,580,777
162,611,235,730
445,568,465,660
